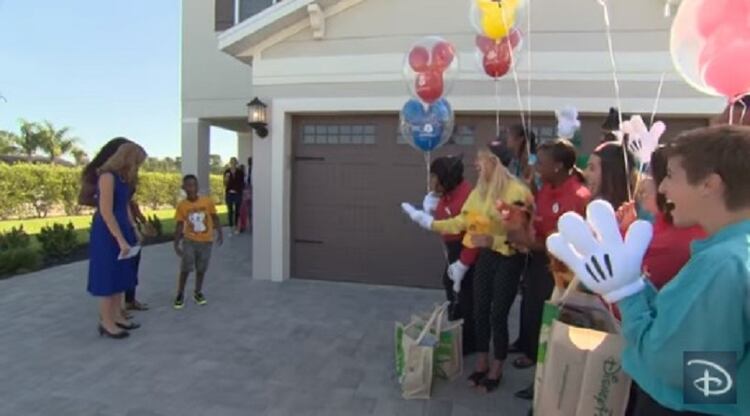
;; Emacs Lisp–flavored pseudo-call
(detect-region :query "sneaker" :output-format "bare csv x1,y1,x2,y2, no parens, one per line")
193,292,207,306
173,294,185,310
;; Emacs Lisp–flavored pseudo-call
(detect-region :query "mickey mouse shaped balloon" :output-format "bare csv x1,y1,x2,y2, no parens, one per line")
475,29,523,79
671,0,750,100
470,0,525,41
403,37,459,105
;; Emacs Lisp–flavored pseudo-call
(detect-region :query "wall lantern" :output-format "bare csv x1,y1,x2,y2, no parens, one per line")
247,97,268,138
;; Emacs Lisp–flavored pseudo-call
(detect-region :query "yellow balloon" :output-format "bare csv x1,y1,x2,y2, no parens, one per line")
476,0,520,40
481,13,516,40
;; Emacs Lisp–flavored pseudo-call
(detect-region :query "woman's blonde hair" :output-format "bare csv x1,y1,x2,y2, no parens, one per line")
476,149,513,205
98,142,147,185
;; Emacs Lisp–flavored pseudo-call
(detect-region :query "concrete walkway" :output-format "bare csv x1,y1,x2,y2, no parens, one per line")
0,231,533,416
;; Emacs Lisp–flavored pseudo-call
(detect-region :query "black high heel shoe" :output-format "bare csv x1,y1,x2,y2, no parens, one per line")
98,325,130,339
116,321,141,331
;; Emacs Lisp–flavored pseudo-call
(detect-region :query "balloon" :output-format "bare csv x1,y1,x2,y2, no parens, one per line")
399,99,455,152
403,37,459,104
432,41,456,70
671,0,750,98
470,0,525,41
475,30,522,79
555,106,581,140
409,46,430,72
482,42,513,78
702,38,750,99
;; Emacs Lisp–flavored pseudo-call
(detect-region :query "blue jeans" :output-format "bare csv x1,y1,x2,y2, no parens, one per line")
226,192,241,228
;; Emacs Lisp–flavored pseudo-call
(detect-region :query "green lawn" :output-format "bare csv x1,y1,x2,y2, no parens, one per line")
1,206,229,246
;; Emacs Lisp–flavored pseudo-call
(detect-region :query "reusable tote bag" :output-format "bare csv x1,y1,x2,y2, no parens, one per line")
534,280,632,416
395,303,446,399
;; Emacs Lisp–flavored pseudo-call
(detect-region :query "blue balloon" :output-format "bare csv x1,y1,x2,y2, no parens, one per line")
400,99,454,152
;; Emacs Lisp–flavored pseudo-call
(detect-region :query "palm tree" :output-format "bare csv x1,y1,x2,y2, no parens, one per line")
71,147,89,166
13,120,41,161
36,120,78,164
0,130,19,155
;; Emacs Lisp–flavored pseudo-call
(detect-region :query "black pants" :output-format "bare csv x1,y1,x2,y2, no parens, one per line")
628,384,710,416
125,253,141,303
441,241,477,355
473,249,525,361
518,251,555,361
226,192,241,227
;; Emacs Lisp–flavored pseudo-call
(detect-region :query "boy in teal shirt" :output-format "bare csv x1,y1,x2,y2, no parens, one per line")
547,125,750,415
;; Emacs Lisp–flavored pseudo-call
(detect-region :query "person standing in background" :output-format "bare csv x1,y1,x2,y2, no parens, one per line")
224,157,244,235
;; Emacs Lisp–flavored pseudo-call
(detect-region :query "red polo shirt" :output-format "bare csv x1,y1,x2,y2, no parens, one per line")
533,175,591,240
434,180,479,265
643,214,706,290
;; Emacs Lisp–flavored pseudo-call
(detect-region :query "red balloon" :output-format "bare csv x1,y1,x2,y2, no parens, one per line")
697,0,748,38
483,43,512,79
476,29,522,54
702,37,750,98
415,69,445,104
432,41,455,70
409,46,430,72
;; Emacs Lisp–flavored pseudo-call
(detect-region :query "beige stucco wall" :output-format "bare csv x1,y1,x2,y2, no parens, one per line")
250,0,722,114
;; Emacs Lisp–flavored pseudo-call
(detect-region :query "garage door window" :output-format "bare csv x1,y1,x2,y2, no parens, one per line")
302,124,376,145
397,124,474,146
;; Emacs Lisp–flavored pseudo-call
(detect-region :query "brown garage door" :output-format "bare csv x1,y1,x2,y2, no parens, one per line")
291,113,707,288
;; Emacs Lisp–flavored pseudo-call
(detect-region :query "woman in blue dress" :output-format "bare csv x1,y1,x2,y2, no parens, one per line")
87,142,146,339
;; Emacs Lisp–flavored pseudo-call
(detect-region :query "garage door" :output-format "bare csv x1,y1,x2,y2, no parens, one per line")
291,113,707,288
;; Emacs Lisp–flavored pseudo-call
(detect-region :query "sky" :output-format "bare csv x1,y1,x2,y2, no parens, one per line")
0,0,236,162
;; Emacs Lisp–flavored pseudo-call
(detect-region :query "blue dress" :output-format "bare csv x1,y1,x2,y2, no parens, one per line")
87,174,138,297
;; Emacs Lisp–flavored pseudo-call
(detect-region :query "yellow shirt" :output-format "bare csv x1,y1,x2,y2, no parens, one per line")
175,196,217,243
432,178,533,256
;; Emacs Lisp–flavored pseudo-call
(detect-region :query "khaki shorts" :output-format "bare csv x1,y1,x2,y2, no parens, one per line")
181,240,213,274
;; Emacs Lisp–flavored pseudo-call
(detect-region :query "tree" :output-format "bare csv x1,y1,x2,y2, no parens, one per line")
13,120,42,161
0,130,19,155
71,148,89,166
209,154,224,175
36,121,78,164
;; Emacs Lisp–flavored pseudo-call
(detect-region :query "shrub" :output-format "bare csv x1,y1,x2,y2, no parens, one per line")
37,222,79,261
0,226,31,250
0,247,41,277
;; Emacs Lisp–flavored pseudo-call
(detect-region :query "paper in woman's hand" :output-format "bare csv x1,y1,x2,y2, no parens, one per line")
118,245,142,261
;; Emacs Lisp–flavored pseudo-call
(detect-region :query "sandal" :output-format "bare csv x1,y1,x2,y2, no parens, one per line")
125,301,150,311
512,356,536,369
467,371,488,387
478,375,503,393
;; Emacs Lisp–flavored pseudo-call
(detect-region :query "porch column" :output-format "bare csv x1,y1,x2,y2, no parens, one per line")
237,131,253,167
181,118,211,194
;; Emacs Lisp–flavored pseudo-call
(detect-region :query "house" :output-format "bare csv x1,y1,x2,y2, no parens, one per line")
180,0,722,287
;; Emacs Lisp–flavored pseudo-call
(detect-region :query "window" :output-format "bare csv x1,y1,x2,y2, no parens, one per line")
238,0,279,23
302,124,377,145
531,126,557,145
397,124,474,146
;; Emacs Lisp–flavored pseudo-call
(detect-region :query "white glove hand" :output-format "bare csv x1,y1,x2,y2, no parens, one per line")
422,192,440,215
447,261,469,293
400,203,434,231
621,115,666,165
546,200,653,303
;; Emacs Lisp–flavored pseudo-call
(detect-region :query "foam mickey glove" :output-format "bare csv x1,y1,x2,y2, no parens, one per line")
400,203,434,231
621,115,666,165
447,261,469,293
423,192,440,215
545,200,653,303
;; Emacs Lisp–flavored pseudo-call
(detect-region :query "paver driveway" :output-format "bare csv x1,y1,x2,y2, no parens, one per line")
0,232,533,416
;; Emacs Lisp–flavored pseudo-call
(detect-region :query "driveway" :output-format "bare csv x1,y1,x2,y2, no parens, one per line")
0,231,533,416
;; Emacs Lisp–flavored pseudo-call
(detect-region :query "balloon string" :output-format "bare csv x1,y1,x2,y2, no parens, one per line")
526,0,532,143
501,6,529,158
649,72,666,128
495,79,501,137
739,99,748,125
425,151,431,193
597,0,631,202
729,102,735,126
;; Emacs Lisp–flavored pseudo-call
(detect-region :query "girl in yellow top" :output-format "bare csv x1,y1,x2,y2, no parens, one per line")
402,141,533,393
